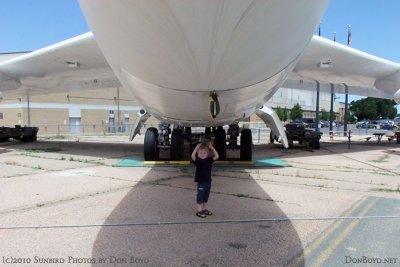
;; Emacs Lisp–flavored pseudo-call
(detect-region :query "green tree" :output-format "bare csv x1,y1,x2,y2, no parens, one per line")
320,109,329,120
276,106,288,122
350,97,397,120
375,98,397,118
282,108,288,122
290,103,303,121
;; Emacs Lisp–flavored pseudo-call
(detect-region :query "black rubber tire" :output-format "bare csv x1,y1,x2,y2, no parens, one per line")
144,127,159,161
240,128,252,161
171,128,184,160
314,141,320,150
309,141,320,150
214,127,226,160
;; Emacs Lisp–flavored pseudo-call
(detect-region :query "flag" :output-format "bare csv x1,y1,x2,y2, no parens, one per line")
347,25,351,46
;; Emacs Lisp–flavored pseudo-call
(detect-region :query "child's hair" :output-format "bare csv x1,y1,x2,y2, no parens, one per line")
198,143,208,151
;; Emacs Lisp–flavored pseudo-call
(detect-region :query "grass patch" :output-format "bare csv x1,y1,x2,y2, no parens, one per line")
39,135,66,140
371,185,400,193
4,161,18,165
371,155,390,163
24,147,62,153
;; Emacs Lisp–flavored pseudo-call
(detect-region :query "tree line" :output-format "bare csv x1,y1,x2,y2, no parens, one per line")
349,97,397,121
275,97,397,122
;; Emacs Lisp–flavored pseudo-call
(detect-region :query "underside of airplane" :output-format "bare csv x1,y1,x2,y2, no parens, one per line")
1,1,400,161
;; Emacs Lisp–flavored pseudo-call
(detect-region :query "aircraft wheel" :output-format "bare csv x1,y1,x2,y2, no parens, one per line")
144,127,159,161
240,128,252,161
214,127,226,160
171,128,184,160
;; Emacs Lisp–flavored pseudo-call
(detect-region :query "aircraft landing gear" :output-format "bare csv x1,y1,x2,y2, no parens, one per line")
144,127,159,161
143,123,253,161
240,128,252,161
214,126,226,160
171,128,184,160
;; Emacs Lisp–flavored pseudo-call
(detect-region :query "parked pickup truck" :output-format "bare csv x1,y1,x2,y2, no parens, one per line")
0,125,39,142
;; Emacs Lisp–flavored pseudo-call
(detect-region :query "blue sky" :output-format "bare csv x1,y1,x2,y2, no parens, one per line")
0,0,399,112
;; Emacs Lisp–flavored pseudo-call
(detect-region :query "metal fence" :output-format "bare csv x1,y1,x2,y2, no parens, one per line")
7,122,375,143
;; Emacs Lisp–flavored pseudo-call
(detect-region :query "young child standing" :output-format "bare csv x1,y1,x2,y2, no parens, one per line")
191,142,219,218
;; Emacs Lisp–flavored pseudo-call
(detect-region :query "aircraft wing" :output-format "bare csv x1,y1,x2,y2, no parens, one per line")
285,35,400,100
0,32,120,98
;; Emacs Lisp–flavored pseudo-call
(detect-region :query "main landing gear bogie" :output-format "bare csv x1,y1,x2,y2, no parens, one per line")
143,124,253,161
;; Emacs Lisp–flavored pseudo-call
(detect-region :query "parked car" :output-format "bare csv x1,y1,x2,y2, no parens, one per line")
356,120,369,128
377,120,394,130
356,120,379,129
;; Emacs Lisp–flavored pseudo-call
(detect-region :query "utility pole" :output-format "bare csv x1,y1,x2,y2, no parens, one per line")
347,25,351,46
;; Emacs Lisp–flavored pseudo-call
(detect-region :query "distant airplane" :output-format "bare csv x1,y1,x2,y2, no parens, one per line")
0,1,399,160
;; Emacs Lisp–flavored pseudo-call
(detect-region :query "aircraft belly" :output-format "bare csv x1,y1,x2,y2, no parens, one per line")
79,0,329,125
117,63,292,126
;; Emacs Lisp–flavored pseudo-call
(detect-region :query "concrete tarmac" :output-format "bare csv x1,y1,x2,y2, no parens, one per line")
0,135,399,266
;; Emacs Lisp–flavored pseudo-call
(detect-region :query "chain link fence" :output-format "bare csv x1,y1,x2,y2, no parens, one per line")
12,122,372,144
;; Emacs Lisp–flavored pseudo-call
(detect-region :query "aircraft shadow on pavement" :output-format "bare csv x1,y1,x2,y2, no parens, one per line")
0,147,13,154
90,167,303,266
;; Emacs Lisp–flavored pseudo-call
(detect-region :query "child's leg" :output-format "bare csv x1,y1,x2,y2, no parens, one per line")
196,183,206,211
197,203,203,212
202,183,211,212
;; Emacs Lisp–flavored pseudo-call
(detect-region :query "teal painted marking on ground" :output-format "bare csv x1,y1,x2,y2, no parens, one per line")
112,157,290,167
255,158,291,167
112,158,145,167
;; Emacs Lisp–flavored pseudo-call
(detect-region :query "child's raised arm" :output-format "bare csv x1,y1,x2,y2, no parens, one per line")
208,143,219,161
191,143,202,161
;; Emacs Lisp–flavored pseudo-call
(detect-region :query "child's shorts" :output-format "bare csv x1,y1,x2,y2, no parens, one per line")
196,182,211,204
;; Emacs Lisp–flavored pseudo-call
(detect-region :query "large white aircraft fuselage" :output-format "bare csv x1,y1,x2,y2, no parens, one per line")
79,0,329,127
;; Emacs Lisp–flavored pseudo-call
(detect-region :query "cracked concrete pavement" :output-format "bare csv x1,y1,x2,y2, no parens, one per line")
0,135,399,266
